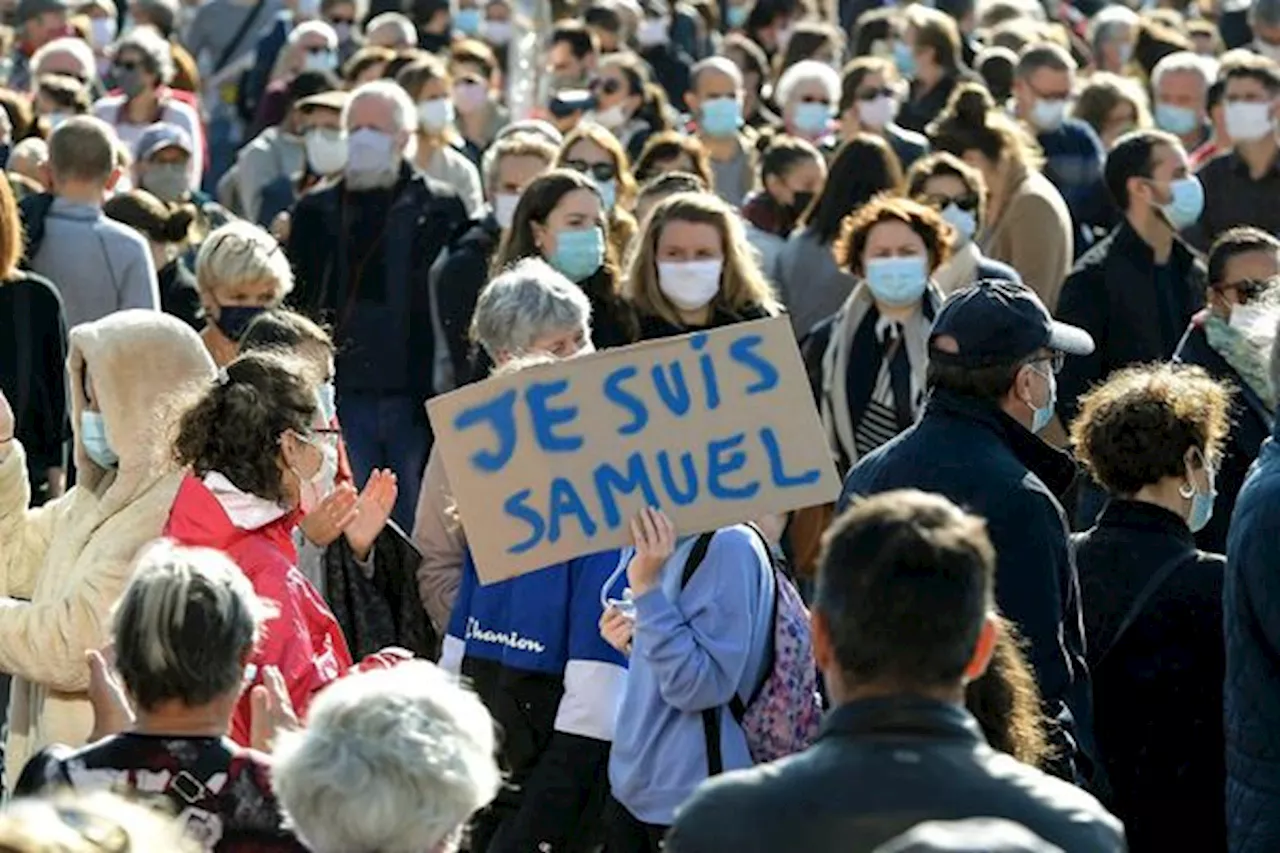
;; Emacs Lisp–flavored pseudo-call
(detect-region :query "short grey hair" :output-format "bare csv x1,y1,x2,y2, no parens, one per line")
112,541,266,712
289,19,339,48
113,26,175,84
480,133,558,194
272,661,501,853
196,220,295,301
31,37,96,81
471,257,593,358
344,79,418,137
1087,5,1138,50
775,59,840,108
1151,50,1215,93
1253,0,1280,29
1016,42,1076,79
690,56,743,92
365,11,418,47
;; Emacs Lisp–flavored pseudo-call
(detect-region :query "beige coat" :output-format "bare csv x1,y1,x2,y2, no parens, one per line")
0,310,214,783
982,160,1074,312
412,445,466,634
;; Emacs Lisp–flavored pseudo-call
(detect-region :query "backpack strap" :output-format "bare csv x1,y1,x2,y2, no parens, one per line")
680,531,716,589
1096,551,1186,667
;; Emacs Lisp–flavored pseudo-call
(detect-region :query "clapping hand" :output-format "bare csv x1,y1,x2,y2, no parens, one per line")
343,470,398,562
86,647,134,742
249,666,299,754
299,483,359,547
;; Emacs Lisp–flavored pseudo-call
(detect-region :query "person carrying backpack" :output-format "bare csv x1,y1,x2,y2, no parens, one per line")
598,508,821,851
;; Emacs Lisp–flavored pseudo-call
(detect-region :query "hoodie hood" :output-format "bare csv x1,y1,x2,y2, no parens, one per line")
68,310,215,509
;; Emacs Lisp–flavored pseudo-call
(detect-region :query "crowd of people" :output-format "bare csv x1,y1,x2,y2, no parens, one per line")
1,0,1280,849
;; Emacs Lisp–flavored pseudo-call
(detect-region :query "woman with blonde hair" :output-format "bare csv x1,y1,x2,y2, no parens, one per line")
194,220,295,366
103,189,201,329
927,83,1073,310
557,123,639,266
625,191,780,341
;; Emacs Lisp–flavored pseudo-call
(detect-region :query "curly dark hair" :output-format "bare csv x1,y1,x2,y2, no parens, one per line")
1069,363,1233,496
835,194,954,277
966,616,1052,769
173,351,318,502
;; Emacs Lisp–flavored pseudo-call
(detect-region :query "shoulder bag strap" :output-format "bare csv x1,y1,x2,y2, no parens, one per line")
214,0,268,73
1096,552,1186,667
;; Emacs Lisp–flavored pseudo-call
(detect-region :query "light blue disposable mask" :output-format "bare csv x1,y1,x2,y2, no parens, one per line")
318,382,337,424
864,255,929,306
1025,362,1056,434
1161,176,1205,229
726,5,748,27
1155,102,1199,136
700,97,742,137
940,202,977,244
596,178,618,212
548,226,605,282
454,7,482,34
792,101,832,137
80,410,119,468
893,39,916,77
1185,452,1217,533
345,128,396,175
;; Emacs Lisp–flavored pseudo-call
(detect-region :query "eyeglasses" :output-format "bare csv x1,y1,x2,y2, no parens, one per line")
113,60,140,72
591,77,623,96
305,46,332,54
921,193,980,212
329,16,355,25
1027,350,1066,375
1215,277,1277,300
798,94,831,105
856,86,894,101
564,158,617,181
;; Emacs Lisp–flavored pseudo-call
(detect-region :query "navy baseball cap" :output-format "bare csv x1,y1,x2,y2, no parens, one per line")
929,279,1094,368
134,122,194,162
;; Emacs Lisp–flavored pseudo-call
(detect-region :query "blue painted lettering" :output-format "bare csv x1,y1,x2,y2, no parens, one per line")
657,450,699,505
594,454,660,528
603,366,649,436
504,489,545,554
728,335,779,394
651,362,691,416
706,433,760,500
454,388,518,472
548,477,598,543
526,380,583,453
761,427,821,487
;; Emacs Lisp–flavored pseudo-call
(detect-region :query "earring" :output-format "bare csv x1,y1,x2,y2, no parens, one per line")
1178,480,1195,499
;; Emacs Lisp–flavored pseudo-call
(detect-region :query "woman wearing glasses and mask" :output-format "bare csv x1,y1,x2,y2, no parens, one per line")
906,152,1022,294
165,350,354,747
1068,362,1231,853
1173,226,1280,553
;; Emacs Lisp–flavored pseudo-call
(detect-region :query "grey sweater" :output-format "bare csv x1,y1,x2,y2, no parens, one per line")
773,228,856,339
32,199,159,329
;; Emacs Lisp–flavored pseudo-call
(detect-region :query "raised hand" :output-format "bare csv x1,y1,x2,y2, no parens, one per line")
344,469,398,562
249,665,299,753
86,648,134,741
627,507,676,597
299,483,359,547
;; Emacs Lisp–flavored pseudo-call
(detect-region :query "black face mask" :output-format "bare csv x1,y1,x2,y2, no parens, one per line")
213,305,268,341
789,191,816,219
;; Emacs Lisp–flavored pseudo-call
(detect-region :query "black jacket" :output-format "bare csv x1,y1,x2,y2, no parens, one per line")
432,213,501,387
0,273,67,504
1073,499,1225,853
839,390,1097,785
285,163,469,403
157,258,203,330
1173,319,1271,554
636,302,772,342
1055,221,1206,424
666,697,1125,853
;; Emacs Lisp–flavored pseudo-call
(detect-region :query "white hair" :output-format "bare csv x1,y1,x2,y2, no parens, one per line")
113,25,175,84
344,79,418,137
9,137,48,170
690,56,743,91
272,661,501,853
196,220,295,301
1088,5,1139,47
365,11,417,47
471,257,593,358
289,19,339,48
31,36,96,81
1151,50,1216,93
775,59,841,109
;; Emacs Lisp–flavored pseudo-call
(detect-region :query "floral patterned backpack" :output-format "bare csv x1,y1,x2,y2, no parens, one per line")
681,525,825,773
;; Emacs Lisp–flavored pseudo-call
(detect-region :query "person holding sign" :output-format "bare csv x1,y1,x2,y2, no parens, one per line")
623,191,781,342
599,508,777,850
805,196,949,474
492,169,638,352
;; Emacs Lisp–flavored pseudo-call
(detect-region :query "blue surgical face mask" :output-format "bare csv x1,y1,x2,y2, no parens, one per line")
454,7,482,34
1185,450,1217,533
893,39,916,77
1160,176,1205,229
700,96,743,137
548,226,605,282
595,178,618,212
940,202,977,244
791,101,832,137
213,305,268,342
864,255,929,306
318,381,337,424
80,410,119,468
1024,362,1056,434
726,4,748,27
1155,102,1199,136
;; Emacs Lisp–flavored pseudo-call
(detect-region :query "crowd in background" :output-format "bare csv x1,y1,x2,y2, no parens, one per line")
2,0,1280,849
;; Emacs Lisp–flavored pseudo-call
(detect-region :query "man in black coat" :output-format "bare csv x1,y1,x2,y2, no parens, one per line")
285,79,469,529
839,280,1099,787
1055,130,1208,428
667,490,1125,853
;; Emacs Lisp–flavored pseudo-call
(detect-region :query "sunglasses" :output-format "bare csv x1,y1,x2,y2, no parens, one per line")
922,193,980,212
113,60,140,72
591,77,623,96
1215,278,1276,300
564,159,617,181
856,86,894,101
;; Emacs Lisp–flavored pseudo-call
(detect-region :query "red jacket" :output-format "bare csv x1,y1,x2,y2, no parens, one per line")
163,475,353,744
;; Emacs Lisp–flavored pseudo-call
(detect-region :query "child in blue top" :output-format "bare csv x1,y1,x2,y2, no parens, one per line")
600,507,775,849
442,545,628,852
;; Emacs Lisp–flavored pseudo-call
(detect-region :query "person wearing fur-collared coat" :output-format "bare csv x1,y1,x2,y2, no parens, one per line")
0,310,215,784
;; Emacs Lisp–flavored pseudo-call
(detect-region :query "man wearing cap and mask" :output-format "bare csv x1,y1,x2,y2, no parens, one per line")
8,0,72,90
132,122,233,269
839,279,1101,791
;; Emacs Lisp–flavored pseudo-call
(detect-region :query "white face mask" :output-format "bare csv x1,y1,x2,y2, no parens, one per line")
417,97,455,132
856,94,897,130
295,435,339,513
590,103,628,130
89,16,117,49
305,128,348,174
1230,301,1274,336
1256,39,1280,63
493,192,520,229
1029,98,1068,132
1225,100,1275,142
657,259,723,311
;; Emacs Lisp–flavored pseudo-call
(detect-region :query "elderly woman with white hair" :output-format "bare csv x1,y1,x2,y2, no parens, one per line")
776,58,841,145
1088,5,1139,76
273,660,500,853
14,541,304,851
30,36,96,84
195,220,295,366
92,27,204,187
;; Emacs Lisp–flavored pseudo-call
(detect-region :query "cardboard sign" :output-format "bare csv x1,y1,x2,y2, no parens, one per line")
428,316,841,584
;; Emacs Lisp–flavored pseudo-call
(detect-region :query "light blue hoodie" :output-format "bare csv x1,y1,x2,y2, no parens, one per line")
604,525,775,825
